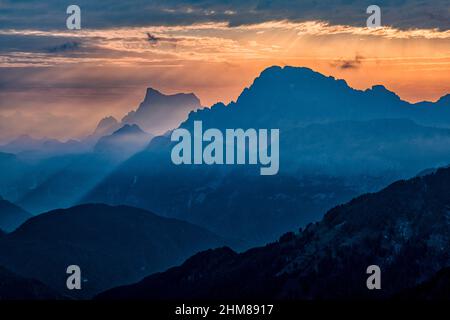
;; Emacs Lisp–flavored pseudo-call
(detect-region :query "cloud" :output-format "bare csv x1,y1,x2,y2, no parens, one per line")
0,1,448,141
0,0,448,31
46,41,80,53
0,20,448,68
332,55,364,70
146,33,179,47
146,33,160,45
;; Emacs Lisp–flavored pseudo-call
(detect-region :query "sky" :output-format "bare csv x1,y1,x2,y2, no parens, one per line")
0,0,449,142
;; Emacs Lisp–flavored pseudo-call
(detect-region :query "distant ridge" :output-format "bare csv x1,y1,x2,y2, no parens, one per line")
98,165,450,300
84,66,450,245
181,66,450,130
122,87,201,135
94,124,153,158
0,265,63,300
0,203,236,298
0,196,31,232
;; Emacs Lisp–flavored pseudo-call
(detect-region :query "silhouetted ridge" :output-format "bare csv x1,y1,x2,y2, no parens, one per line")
0,265,63,300
85,65,450,246
397,267,450,300
113,124,145,135
142,87,199,105
122,87,201,134
97,166,450,300
0,203,233,298
0,197,31,232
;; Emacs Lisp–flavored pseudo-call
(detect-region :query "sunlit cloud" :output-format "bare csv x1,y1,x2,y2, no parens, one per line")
1,20,449,68
0,18,448,141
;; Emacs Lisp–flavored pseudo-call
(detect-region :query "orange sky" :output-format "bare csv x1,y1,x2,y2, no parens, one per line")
0,21,449,141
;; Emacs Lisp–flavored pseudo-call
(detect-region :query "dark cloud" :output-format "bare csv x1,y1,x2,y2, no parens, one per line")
146,33,159,44
332,55,364,70
46,41,80,53
0,0,447,31
0,34,84,55
146,33,179,46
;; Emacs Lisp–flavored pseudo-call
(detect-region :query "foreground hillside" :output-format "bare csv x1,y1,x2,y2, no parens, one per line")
0,204,233,298
0,196,31,232
98,166,450,299
0,266,62,300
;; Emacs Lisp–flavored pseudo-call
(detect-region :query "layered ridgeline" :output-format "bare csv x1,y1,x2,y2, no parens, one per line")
0,118,122,208
0,152,29,202
3,88,197,214
0,196,31,232
0,266,63,300
0,204,234,298
0,135,88,159
122,88,201,135
98,166,450,300
398,267,450,299
94,124,153,158
15,124,151,214
83,66,450,246
180,66,450,131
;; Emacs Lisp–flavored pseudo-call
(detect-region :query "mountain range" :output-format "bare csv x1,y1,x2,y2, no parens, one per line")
0,203,235,298
180,66,450,131
398,267,450,300
0,196,30,232
0,266,63,300
97,165,450,300
122,87,201,135
1,65,450,300
82,66,450,246
0,87,199,213
0,135,87,159
15,152,122,213
94,124,153,159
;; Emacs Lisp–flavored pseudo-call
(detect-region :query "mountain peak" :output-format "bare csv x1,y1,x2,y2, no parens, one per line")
257,65,326,82
246,65,346,97
93,124,152,158
89,116,121,140
113,124,146,136
121,87,201,135
14,134,36,142
368,84,400,100
142,87,199,104
95,116,118,131
144,87,165,100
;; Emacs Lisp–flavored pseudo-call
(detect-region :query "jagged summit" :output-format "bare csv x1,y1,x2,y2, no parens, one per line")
137,87,200,108
94,124,152,158
86,116,121,144
121,87,201,135
112,124,145,136
95,116,119,133
181,65,450,130
142,87,199,104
